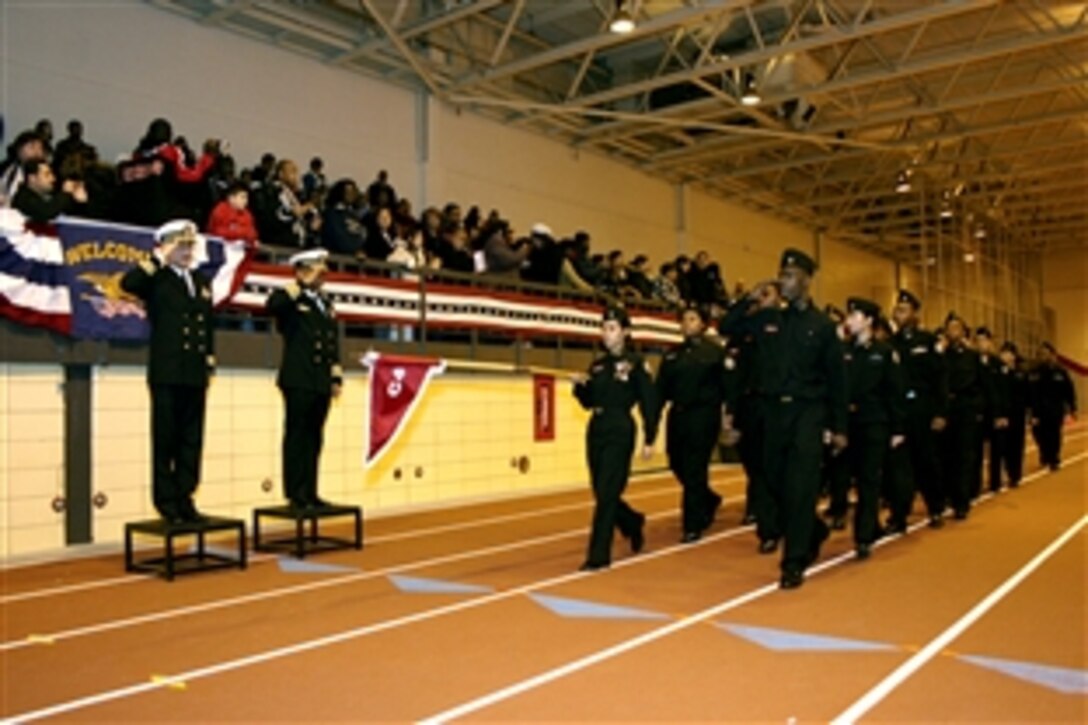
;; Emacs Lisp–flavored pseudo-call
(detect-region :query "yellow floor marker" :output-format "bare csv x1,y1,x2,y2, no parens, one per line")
150,675,188,691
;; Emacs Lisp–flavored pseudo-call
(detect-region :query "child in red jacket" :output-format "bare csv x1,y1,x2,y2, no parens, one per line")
207,182,258,246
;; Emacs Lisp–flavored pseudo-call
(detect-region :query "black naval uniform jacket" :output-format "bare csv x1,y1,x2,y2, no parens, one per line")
844,338,905,433
656,334,728,414
121,257,215,386
892,325,948,418
265,284,343,393
574,350,660,447
1029,362,1077,419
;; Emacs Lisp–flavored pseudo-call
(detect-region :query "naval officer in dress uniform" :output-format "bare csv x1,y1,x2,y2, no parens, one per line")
265,249,343,509
121,220,216,524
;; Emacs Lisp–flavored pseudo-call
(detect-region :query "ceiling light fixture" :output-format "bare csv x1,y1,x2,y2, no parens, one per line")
609,1,635,34
895,170,912,193
740,73,761,106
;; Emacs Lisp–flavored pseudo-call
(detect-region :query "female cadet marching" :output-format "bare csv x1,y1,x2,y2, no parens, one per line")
572,306,660,571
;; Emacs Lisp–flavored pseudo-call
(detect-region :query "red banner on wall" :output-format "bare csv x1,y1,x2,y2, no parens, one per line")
362,352,446,467
533,374,556,441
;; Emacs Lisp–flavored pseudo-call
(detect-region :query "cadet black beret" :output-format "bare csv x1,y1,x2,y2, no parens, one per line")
975,326,992,339
1000,341,1018,355
779,248,817,275
846,297,881,319
897,289,921,309
944,311,966,327
602,305,631,328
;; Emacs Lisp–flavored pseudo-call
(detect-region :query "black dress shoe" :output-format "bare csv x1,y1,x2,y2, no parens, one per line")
856,543,872,560
758,537,779,554
779,569,804,589
830,516,846,531
884,519,907,535
953,508,969,520
741,513,757,526
1009,480,1020,489
630,523,645,554
681,530,702,544
578,561,610,572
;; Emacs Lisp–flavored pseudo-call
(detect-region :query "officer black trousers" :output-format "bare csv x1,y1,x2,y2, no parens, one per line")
986,426,1007,491
849,422,888,546
666,406,722,535
998,416,1026,485
825,448,852,519
150,383,207,518
281,387,331,505
943,406,980,515
738,398,775,537
971,423,990,500
883,442,914,527
1033,413,1064,467
762,400,829,573
585,413,642,565
903,400,944,517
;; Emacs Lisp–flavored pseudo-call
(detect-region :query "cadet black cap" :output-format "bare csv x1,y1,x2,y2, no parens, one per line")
944,311,966,327
975,326,992,339
779,248,817,275
602,305,631,328
897,289,921,309
1000,341,1018,355
846,297,881,319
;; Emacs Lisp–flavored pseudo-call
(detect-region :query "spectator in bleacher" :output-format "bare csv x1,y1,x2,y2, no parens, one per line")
364,206,398,261
129,118,220,223
367,169,397,210
654,262,683,309
388,228,434,271
256,159,317,248
558,238,596,292
12,158,87,223
207,154,238,204
420,207,443,256
57,150,114,221
706,261,729,304
481,219,530,277
52,120,97,175
206,182,258,247
521,223,563,285
250,152,277,185
686,251,716,305
436,221,474,274
302,157,326,203
442,202,462,227
599,250,630,298
34,119,54,157
674,254,693,302
1,130,46,206
321,179,367,259
626,254,654,299
464,205,482,241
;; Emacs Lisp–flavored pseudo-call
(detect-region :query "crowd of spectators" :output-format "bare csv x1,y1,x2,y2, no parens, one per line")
1,116,734,310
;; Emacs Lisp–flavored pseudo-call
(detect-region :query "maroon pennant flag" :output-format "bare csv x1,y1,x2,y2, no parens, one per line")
362,352,446,467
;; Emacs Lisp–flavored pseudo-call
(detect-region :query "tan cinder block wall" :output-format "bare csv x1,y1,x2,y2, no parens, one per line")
2,364,670,561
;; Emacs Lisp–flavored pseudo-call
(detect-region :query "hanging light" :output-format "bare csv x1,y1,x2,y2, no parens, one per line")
740,73,761,106
940,203,954,219
609,1,635,34
963,251,977,263
895,170,912,193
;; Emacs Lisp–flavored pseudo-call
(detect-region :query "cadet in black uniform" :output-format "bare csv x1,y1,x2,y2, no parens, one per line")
572,306,660,571
942,314,985,519
890,290,948,527
974,328,1010,493
720,249,847,590
657,305,726,542
727,281,782,532
121,220,216,524
1029,342,1077,470
873,315,911,533
842,298,905,559
265,249,343,510
996,342,1029,487
823,306,853,531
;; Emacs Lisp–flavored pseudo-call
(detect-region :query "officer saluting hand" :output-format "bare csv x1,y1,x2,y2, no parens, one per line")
266,249,343,510
121,220,216,524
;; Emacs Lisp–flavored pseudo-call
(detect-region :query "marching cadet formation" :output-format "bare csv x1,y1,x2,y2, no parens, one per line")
576,248,1078,590
127,222,1078,590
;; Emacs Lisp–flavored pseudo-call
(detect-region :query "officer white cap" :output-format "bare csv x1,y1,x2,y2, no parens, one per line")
288,248,329,268
154,219,200,245
530,223,553,238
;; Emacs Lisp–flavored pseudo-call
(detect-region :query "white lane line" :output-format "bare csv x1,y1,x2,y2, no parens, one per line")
415,451,1088,725
831,514,1088,724
4,506,760,723
0,488,748,653
0,470,740,605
